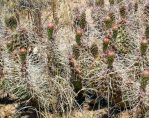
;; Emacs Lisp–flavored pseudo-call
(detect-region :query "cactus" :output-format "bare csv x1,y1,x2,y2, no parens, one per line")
75,28,83,45
19,47,27,64
103,37,110,52
119,6,127,19
112,24,119,39
113,20,131,55
5,15,17,30
103,16,113,29
145,22,149,38
47,23,54,40
140,38,148,56
96,0,104,7
107,50,115,68
109,0,115,5
141,70,149,91
90,42,99,58
80,11,86,29
72,44,80,59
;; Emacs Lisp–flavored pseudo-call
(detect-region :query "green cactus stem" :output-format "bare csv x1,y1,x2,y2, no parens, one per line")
103,37,110,52
47,23,54,40
144,2,149,13
19,47,27,64
117,0,123,4
141,70,149,91
145,22,149,38
109,0,115,5
112,24,119,39
80,11,86,29
72,44,80,59
5,15,17,30
96,0,104,6
7,41,14,53
134,2,138,12
119,6,127,18
107,51,115,68
90,43,99,58
75,29,83,45
103,16,113,29
109,12,116,24
140,38,148,56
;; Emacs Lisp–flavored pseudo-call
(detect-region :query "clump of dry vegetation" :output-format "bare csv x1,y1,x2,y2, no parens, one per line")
0,0,149,118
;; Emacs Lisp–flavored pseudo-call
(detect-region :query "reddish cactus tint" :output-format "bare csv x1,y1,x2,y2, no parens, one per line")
48,23,54,29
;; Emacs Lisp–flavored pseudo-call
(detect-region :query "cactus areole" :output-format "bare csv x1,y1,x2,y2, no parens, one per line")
47,23,54,39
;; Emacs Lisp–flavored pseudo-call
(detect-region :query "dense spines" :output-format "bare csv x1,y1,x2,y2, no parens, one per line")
1,0,149,117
